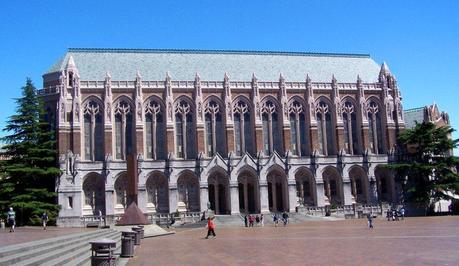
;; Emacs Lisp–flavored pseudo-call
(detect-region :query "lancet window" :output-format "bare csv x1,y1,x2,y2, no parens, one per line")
175,100,196,159
367,101,384,154
316,100,335,155
289,100,308,156
114,100,133,160
204,100,226,157
261,100,283,156
341,100,360,155
83,100,104,161
233,100,254,156
145,99,166,160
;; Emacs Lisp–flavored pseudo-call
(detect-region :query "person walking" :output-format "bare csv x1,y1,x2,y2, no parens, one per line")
400,207,405,220
273,213,278,227
367,212,374,229
7,207,16,233
41,212,49,230
282,212,289,226
244,215,248,227
248,215,254,227
205,217,216,239
260,214,264,227
255,215,260,226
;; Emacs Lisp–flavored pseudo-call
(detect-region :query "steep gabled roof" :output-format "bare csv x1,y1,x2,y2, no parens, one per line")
47,48,382,82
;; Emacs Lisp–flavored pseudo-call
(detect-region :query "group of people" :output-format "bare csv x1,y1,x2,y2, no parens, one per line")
272,212,289,227
242,212,290,227
386,207,405,221
3,207,49,232
243,214,264,227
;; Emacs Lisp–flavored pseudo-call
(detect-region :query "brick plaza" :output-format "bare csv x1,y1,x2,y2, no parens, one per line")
128,216,459,266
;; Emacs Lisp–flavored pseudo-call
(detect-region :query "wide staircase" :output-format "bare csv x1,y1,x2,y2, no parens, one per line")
0,229,121,266
172,213,343,228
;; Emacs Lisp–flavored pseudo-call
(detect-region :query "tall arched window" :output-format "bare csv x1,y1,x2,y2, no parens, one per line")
204,100,226,157
289,100,309,156
367,101,384,154
233,100,254,156
114,100,133,160
341,101,360,155
261,99,283,156
145,99,166,160
175,100,196,159
316,100,335,156
83,100,104,161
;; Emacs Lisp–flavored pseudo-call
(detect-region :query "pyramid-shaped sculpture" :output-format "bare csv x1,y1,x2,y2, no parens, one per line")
116,202,149,225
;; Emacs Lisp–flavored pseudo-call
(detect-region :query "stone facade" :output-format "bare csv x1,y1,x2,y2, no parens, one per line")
40,49,405,226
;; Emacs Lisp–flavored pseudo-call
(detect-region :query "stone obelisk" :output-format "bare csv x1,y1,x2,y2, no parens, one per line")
116,137,148,225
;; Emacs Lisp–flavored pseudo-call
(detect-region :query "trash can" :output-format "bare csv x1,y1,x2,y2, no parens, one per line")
131,227,141,245
90,238,116,266
121,231,136,258
137,225,145,238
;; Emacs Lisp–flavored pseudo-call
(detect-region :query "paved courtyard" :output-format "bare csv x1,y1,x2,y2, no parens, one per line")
0,226,94,246
128,216,459,266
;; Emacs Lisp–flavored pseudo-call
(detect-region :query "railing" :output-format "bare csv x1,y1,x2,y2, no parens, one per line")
299,204,384,218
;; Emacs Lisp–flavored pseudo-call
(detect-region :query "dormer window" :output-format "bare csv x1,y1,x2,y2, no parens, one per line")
68,72,73,87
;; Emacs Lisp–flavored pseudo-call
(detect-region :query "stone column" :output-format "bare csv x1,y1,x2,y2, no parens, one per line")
342,181,353,205
137,187,147,213
105,190,115,216
200,184,208,213
243,181,248,212
230,182,240,215
288,181,297,212
214,184,219,214
259,181,270,213
169,185,178,213
316,183,326,207
368,177,378,204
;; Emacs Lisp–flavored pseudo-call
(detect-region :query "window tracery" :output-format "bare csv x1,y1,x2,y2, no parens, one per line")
114,100,133,160
175,100,196,159
367,101,384,154
288,100,308,156
316,100,335,155
83,100,103,161
233,100,254,156
204,100,225,157
145,100,166,159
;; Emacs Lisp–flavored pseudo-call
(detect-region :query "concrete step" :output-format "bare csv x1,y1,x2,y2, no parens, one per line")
0,229,108,259
63,237,122,266
44,231,121,266
0,229,116,266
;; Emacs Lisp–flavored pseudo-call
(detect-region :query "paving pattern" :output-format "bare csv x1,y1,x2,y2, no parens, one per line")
0,226,94,246
128,216,459,266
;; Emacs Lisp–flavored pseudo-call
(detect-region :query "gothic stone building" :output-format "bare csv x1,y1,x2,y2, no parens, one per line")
40,49,405,226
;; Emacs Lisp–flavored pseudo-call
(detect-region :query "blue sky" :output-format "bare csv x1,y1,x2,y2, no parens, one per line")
0,0,458,153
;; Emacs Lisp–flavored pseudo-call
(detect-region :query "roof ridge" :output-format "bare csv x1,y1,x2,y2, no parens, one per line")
67,48,371,58
404,107,425,112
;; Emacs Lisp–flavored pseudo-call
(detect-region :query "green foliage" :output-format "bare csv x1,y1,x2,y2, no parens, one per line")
0,79,60,225
390,122,459,207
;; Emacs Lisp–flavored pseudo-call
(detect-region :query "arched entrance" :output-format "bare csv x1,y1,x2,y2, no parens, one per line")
375,166,394,202
114,173,127,214
323,167,343,205
146,172,169,213
208,172,230,215
295,168,317,206
238,171,260,213
349,166,369,204
267,170,288,212
177,173,200,212
82,173,106,216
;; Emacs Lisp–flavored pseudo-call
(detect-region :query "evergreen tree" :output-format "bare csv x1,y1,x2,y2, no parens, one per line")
391,122,459,210
0,79,60,225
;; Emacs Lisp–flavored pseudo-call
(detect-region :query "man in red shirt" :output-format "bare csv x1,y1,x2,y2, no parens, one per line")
205,217,216,239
